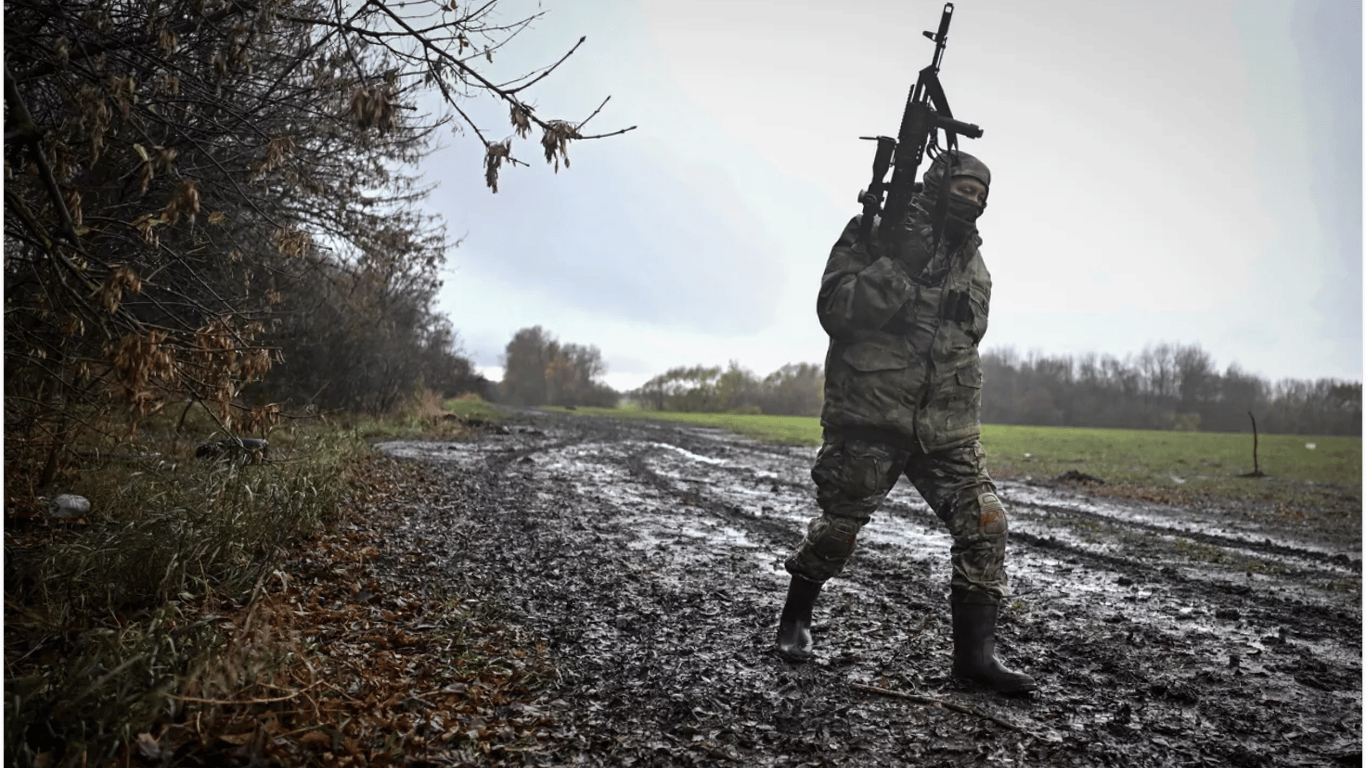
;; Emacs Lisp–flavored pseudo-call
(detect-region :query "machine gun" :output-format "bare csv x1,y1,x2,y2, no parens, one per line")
857,3,984,260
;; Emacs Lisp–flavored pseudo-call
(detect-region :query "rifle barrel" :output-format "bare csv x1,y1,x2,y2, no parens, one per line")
934,114,983,139
929,3,954,71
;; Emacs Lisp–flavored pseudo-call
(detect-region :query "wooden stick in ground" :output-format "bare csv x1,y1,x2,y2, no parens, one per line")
850,682,1029,734
1248,410,1264,476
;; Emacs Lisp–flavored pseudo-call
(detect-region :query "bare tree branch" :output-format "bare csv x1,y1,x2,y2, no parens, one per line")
505,35,585,95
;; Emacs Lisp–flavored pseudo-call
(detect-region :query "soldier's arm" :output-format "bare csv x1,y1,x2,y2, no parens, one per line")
816,215,917,338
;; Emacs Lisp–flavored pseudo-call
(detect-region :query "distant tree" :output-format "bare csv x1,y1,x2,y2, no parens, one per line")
1174,345,1216,405
560,343,610,406
499,326,616,407
639,373,668,411
1323,381,1363,434
631,362,823,416
1201,363,1262,432
502,327,555,406
758,363,824,416
716,361,762,413
634,366,722,412
1262,377,1362,435
415,321,490,398
981,347,1022,424
673,366,724,411
1137,343,1179,405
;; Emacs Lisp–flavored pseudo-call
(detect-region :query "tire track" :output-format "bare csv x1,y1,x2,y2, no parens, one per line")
1001,487,1361,574
373,411,1362,767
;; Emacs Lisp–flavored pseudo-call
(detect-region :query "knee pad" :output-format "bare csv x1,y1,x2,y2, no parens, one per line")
945,488,1008,542
976,491,1007,537
808,515,864,560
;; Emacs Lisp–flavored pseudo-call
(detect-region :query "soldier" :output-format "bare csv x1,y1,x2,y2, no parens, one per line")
776,150,1036,694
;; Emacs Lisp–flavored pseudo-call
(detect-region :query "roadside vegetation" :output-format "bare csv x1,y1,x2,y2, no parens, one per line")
4,394,530,767
5,408,362,765
4,0,623,759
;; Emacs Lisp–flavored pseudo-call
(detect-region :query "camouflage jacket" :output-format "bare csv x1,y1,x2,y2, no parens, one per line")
817,209,991,452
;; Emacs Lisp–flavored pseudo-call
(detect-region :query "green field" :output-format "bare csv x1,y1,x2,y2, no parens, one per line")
548,405,823,445
543,406,1361,505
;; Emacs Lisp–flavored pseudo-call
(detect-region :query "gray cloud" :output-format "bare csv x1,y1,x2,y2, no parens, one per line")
433,134,794,336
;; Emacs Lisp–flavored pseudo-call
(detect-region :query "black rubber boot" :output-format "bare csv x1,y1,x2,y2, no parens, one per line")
950,601,1037,694
775,576,822,662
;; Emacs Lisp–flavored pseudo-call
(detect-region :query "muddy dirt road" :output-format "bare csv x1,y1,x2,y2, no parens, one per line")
377,410,1361,767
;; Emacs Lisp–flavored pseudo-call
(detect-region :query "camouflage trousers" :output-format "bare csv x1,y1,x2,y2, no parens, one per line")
784,431,1010,605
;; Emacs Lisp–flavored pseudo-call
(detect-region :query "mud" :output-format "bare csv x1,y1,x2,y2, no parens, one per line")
376,410,1361,766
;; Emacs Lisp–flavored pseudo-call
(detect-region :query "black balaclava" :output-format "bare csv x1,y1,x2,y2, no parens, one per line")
916,150,991,241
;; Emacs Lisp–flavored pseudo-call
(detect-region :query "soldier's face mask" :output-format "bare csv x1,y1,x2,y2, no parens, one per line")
943,176,987,237
948,176,987,207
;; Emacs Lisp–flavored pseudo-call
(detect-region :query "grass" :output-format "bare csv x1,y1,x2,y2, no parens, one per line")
983,426,1359,535
441,392,512,422
5,417,369,766
3,390,500,767
542,405,824,445
541,406,1361,506
979,424,1359,485
346,391,508,440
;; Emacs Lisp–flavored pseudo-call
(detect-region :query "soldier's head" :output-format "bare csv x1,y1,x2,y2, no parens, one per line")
923,150,990,203
920,150,991,236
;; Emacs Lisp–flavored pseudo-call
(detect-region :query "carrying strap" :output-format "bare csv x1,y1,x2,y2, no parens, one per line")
923,73,961,265
927,141,960,268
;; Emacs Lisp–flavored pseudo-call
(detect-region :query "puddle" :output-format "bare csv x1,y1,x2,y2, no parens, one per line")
645,441,729,465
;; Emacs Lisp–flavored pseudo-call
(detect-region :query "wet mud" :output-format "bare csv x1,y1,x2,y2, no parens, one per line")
377,411,1361,766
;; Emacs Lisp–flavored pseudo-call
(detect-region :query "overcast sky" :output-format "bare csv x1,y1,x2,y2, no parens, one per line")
422,0,1362,393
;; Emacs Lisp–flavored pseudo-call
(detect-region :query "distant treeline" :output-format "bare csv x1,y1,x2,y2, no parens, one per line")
617,342,1360,436
490,330,1359,436
980,343,1361,436
628,362,824,417
491,327,823,416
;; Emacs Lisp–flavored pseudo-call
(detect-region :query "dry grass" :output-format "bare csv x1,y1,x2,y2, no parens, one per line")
144,457,559,765
3,396,500,767
411,388,448,420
